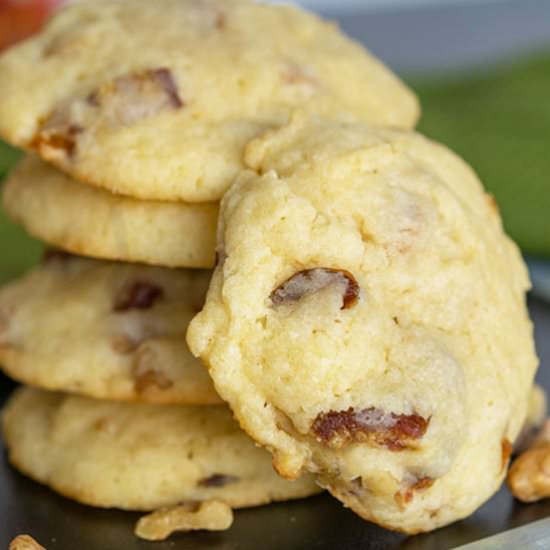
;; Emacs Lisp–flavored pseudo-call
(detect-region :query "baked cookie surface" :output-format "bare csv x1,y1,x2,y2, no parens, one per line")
0,0,418,202
0,254,220,404
187,115,538,532
2,387,321,510
3,157,218,268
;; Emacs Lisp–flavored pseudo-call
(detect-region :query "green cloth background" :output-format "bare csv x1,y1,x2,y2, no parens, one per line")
0,52,548,282
415,52,550,258
0,141,41,283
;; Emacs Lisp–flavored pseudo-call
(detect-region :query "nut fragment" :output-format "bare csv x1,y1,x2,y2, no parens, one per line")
394,477,434,507
30,109,82,160
9,535,46,550
508,419,550,502
113,281,164,312
30,68,183,159
131,347,173,394
198,473,239,488
91,68,183,126
135,500,233,541
270,268,359,310
312,407,429,450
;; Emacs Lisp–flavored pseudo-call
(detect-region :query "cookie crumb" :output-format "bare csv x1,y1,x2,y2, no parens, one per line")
135,500,233,541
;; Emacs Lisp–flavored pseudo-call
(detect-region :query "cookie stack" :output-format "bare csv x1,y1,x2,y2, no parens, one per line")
0,0,539,541
0,0,421,540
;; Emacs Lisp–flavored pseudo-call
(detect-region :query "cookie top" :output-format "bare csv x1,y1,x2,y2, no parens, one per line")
3,157,218,268
0,0,419,203
0,254,220,405
2,387,321,511
187,115,538,533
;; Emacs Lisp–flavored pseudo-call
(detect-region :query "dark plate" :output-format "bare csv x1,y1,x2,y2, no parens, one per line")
0,296,548,550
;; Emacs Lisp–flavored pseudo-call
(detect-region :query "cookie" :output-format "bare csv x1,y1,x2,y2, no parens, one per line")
187,115,538,533
0,254,220,405
2,387,322,510
3,157,218,268
0,0,419,203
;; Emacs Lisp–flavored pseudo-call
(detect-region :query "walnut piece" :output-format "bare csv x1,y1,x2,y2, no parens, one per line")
270,268,359,310
508,419,550,502
198,474,239,488
132,368,173,394
394,477,434,507
312,407,429,450
135,500,233,541
131,347,174,394
91,68,183,126
30,68,183,159
113,281,164,312
9,535,46,550
30,107,82,160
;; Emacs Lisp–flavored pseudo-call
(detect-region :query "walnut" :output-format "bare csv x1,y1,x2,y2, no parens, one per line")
31,68,183,159
131,347,173,394
198,474,239,488
312,407,429,450
270,268,359,310
30,103,82,160
90,68,183,126
394,477,434,508
9,535,46,550
508,419,550,502
113,281,164,312
135,500,233,541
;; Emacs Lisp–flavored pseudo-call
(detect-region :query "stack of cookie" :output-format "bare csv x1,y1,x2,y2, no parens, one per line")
0,0,540,541
0,0,424,540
